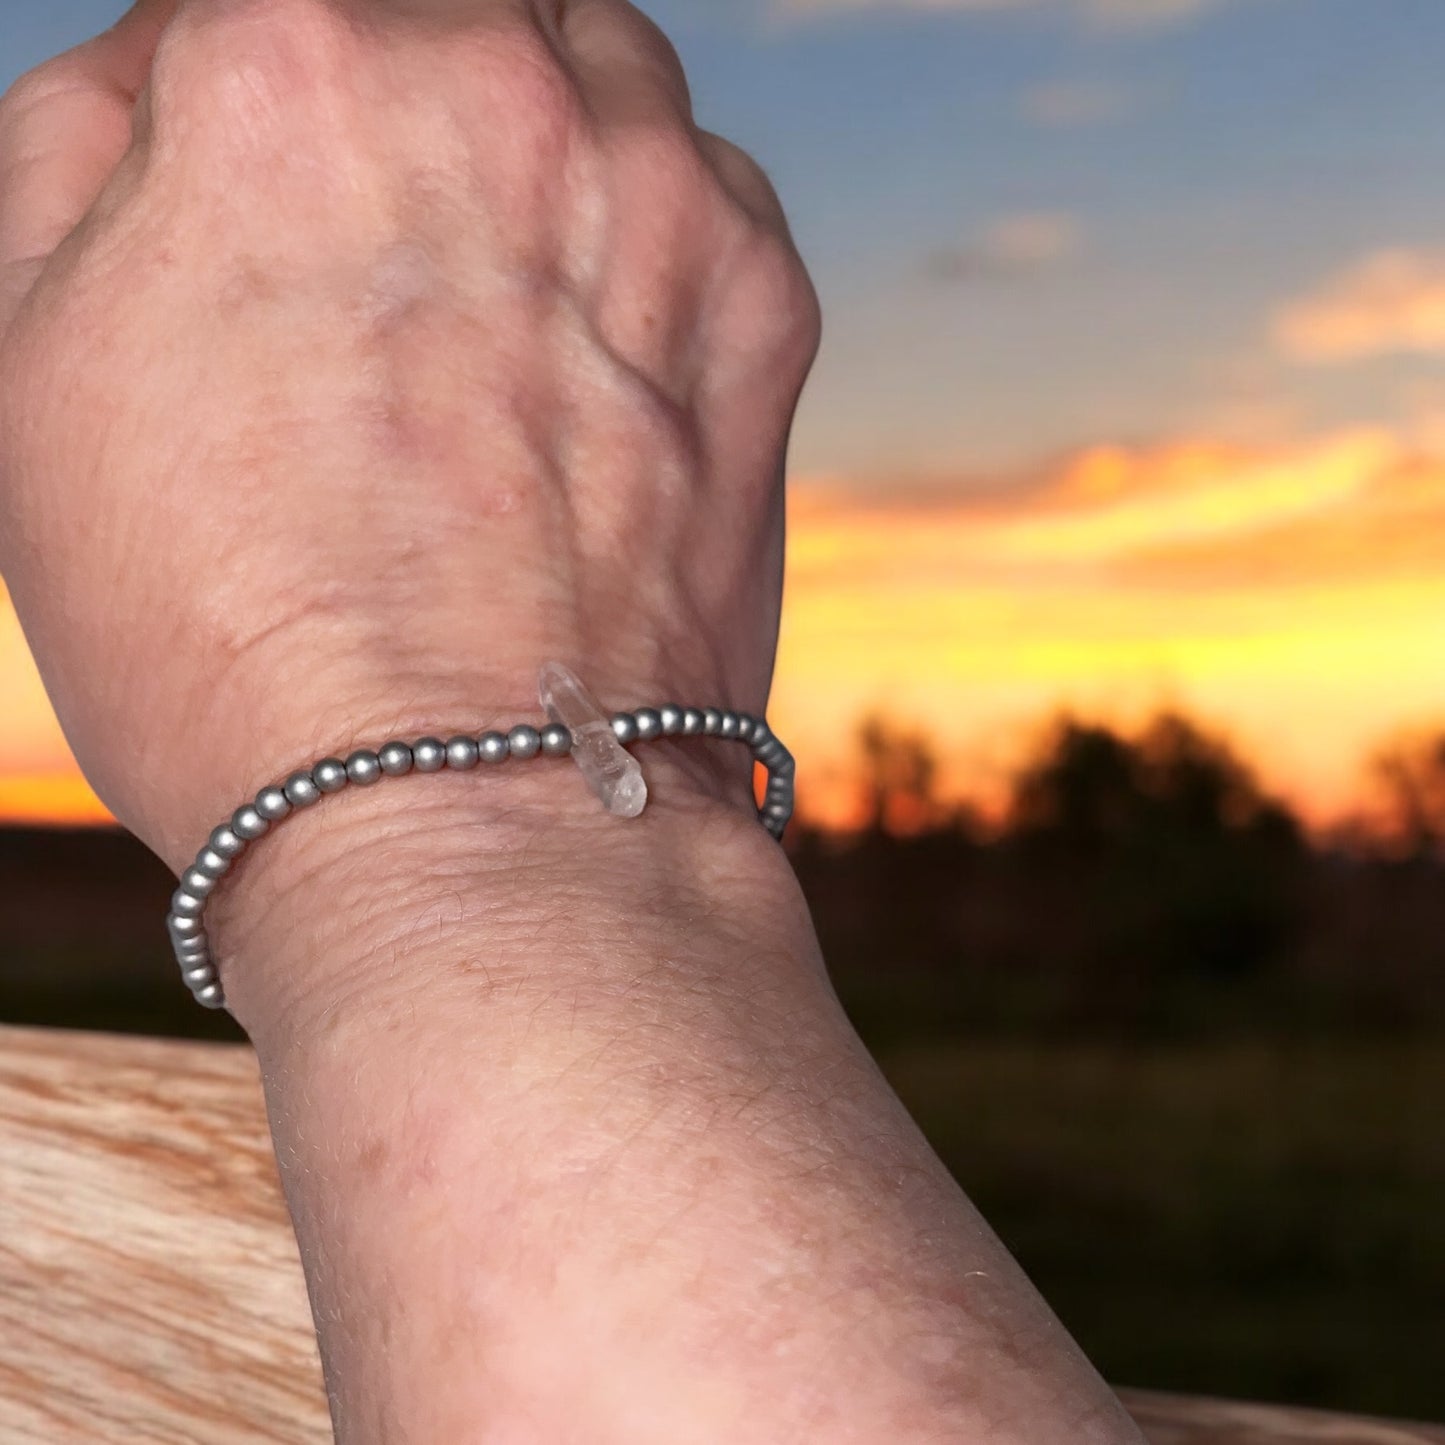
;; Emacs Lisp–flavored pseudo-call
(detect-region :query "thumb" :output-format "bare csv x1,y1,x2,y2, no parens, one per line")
0,1,179,315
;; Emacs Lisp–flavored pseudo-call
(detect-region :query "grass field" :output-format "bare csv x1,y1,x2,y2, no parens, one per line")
867,1037,1445,1420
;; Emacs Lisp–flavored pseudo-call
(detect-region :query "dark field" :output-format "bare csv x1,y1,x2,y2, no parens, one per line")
3,714,1444,1420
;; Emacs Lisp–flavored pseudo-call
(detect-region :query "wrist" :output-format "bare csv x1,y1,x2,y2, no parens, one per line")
205,742,799,1046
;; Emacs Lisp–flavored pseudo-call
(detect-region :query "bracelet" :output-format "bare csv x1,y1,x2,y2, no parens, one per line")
166,666,796,1012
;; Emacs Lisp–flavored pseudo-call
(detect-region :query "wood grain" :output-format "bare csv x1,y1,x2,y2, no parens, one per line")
1,1025,1441,1445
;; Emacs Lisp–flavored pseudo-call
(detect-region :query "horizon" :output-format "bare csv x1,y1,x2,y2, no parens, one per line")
4,0,1445,829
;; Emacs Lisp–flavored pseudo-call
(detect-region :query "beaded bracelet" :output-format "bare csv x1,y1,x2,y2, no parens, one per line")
166,677,795,1012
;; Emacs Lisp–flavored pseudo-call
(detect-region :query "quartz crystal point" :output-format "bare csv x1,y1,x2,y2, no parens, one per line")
538,662,648,820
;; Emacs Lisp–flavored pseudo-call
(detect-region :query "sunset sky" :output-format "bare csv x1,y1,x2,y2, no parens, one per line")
4,0,1445,827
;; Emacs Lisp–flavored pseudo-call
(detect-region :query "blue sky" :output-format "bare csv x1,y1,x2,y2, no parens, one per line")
4,0,1445,481
6,1,1445,820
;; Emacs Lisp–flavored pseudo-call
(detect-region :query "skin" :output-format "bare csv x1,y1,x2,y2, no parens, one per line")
0,2,1148,1441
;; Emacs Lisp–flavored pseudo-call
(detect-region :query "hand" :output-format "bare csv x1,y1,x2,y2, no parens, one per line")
0,8,1146,1443
0,0,819,866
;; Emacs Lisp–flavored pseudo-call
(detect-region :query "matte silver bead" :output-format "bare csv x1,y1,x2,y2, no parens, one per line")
681,708,705,737
255,786,291,822
754,737,786,767
658,705,685,736
194,848,231,880
182,962,217,989
285,771,322,807
446,736,481,771
208,825,246,860
411,737,446,773
702,708,723,736
541,724,573,757
346,750,382,786
479,731,510,764
611,713,639,745
509,725,542,760
719,712,741,739
313,758,349,793
633,708,662,742
193,981,227,1011
182,867,218,899
168,914,203,940
171,888,205,918
232,805,270,841
379,742,414,777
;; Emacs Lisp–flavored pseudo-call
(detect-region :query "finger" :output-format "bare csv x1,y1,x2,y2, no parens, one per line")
0,0,179,273
559,0,692,124
694,130,790,234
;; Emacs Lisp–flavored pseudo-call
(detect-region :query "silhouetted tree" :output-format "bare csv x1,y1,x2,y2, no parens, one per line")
857,714,942,836
1374,733,1445,860
1006,713,1304,1017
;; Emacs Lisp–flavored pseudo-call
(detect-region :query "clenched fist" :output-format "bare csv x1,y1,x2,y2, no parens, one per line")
0,9,1148,1445
0,0,819,866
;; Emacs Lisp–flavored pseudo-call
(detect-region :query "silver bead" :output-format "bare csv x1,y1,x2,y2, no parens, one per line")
346,750,382,785
193,981,227,1011
182,962,217,989
446,736,481,771
232,805,270,841
611,713,639,744
719,712,741,739
182,867,217,899
541,724,573,757
208,825,246,860
168,914,203,940
479,731,510,764
702,708,723,736
255,786,291,822
658,704,684,736
313,758,349,793
412,737,447,773
194,847,231,880
681,708,705,737
735,714,757,744
379,742,414,777
634,708,662,742
763,799,793,823
176,942,210,967
285,771,322,807
509,725,542,760
754,737,786,768
171,888,205,918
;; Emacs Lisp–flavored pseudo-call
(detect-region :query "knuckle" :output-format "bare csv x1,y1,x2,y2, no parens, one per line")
726,228,823,365
149,0,358,141
622,122,716,208
0,60,82,141
462,23,582,156
698,132,786,225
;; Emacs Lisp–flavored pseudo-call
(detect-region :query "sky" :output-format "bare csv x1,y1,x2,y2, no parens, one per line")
3,0,1445,826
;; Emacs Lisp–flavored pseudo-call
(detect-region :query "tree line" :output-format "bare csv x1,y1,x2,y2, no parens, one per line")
796,713,1445,1041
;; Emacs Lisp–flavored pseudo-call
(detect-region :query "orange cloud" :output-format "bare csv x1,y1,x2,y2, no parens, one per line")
774,430,1445,825
1275,249,1445,362
6,430,1445,831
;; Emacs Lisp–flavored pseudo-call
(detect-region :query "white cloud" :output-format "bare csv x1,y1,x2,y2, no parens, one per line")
924,212,1082,282
1020,79,1140,126
1275,249,1445,363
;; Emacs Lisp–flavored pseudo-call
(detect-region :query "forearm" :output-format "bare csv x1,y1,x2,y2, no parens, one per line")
216,771,1143,1444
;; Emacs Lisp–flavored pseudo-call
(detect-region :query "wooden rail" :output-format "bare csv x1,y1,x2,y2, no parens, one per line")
1,1025,1441,1445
